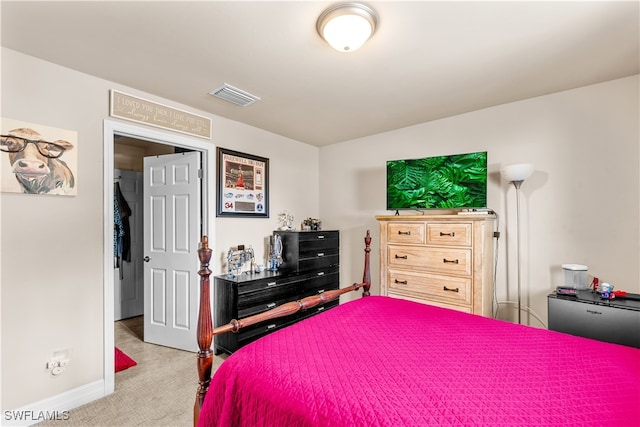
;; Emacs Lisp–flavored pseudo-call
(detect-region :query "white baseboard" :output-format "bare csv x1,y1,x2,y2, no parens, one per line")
2,380,106,427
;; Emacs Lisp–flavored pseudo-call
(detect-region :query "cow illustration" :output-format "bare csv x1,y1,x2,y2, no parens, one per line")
0,127,75,194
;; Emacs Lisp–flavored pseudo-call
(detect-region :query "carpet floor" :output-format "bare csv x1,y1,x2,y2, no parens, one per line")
37,316,227,426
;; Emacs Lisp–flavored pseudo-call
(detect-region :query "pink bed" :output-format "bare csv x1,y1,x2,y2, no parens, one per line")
198,295,640,426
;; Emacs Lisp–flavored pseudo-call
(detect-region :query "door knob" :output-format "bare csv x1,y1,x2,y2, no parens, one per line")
143,256,150,262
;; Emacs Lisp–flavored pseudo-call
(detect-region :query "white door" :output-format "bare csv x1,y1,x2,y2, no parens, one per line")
114,169,144,321
143,151,201,352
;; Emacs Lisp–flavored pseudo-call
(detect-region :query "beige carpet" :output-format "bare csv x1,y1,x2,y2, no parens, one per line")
37,316,226,426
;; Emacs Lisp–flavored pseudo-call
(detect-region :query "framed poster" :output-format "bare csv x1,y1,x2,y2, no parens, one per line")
217,147,269,217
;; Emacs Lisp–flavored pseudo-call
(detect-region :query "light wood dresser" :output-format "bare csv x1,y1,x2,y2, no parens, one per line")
376,215,496,316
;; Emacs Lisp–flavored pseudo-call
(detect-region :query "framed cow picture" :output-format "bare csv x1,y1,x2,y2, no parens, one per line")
0,118,78,196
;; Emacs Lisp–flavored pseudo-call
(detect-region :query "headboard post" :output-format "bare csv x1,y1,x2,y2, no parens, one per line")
362,230,372,296
194,236,213,425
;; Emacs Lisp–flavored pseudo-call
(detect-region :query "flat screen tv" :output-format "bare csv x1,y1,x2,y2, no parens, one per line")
386,151,487,211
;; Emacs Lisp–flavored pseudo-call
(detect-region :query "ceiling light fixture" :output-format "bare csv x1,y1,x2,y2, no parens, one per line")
316,2,378,53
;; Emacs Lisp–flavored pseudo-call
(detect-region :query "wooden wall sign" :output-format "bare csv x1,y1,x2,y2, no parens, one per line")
110,90,212,139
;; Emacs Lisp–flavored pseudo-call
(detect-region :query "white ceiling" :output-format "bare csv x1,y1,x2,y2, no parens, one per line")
1,1,638,147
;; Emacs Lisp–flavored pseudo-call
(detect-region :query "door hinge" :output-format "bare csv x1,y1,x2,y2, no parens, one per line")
198,169,203,179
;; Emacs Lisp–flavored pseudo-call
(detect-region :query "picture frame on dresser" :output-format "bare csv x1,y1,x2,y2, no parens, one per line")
216,147,269,217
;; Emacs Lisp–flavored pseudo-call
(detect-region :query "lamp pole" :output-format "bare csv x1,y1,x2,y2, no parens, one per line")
502,163,533,326
513,179,524,325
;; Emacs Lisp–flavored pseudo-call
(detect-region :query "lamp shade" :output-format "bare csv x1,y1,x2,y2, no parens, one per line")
317,3,378,52
501,163,534,183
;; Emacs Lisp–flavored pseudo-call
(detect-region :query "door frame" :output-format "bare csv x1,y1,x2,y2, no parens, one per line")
103,119,215,395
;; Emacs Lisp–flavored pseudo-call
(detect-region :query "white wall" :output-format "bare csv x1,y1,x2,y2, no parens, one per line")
320,75,640,328
0,48,319,412
1,46,637,416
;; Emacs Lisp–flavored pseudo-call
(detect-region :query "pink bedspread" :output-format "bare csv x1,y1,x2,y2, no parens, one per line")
199,296,640,426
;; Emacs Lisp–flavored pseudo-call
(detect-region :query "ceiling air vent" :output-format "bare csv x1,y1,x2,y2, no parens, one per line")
209,83,261,107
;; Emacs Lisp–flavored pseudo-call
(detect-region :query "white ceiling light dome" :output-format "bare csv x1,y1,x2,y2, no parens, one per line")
316,2,379,53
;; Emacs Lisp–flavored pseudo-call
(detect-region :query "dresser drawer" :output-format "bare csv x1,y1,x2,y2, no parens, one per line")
237,315,296,344
387,222,425,244
238,269,338,317
388,269,471,305
239,294,297,318
388,245,471,275
296,230,339,242
388,292,472,313
299,243,339,258
426,222,471,246
238,285,338,319
236,273,302,295
238,282,301,312
237,299,339,346
279,230,339,272
297,254,339,271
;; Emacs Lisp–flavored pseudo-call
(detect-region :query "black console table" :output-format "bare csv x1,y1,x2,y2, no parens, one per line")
548,290,640,348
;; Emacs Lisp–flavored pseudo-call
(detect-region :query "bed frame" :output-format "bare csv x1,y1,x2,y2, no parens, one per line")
193,230,372,425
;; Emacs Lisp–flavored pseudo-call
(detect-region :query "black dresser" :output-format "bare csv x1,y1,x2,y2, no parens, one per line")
214,230,340,354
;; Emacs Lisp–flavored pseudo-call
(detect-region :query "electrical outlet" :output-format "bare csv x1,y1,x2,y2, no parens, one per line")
46,350,70,376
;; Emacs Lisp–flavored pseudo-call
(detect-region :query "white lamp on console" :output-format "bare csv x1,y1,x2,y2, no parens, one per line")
501,163,534,324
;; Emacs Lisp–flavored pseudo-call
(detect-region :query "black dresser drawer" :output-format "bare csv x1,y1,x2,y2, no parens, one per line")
235,272,305,295
278,230,339,272
237,299,339,346
237,268,339,316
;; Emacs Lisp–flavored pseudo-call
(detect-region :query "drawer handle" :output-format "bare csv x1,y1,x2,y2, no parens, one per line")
398,230,411,235
317,307,325,312
395,254,408,259
316,271,325,276
443,286,459,293
266,302,276,309
440,231,455,237
266,324,276,330
443,258,459,264
317,235,325,239
267,281,277,287
394,279,408,285
317,289,325,294
317,252,325,257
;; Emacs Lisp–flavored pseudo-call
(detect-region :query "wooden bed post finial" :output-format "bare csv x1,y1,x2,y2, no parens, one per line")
362,230,371,296
195,235,213,425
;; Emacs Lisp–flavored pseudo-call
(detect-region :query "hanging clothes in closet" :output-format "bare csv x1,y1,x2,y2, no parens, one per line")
114,181,132,271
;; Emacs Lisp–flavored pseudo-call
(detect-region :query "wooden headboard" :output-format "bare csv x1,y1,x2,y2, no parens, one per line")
193,230,372,424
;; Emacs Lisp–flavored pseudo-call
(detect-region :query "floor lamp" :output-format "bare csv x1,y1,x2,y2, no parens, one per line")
501,163,534,324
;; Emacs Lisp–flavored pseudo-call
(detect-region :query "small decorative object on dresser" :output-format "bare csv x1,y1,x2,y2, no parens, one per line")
225,245,255,278
267,233,283,271
302,217,322,231
376,214,496,316
278,210,294,230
